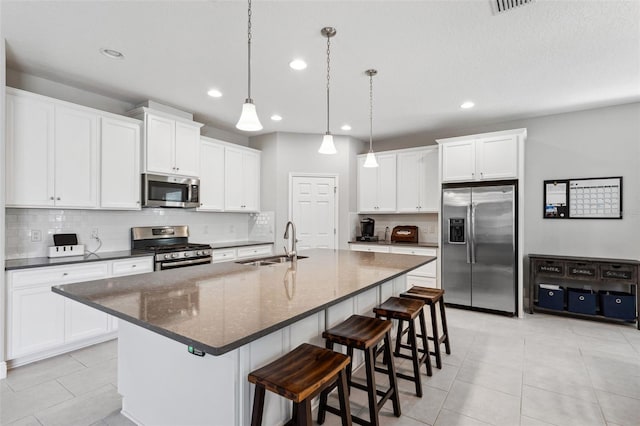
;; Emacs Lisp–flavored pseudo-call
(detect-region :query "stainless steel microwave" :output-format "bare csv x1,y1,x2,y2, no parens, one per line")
141,173,200,208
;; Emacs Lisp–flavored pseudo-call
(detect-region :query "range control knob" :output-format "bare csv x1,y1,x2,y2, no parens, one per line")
184,252,190,257
171,253,179,259
196,250,203,256
164,254,171,260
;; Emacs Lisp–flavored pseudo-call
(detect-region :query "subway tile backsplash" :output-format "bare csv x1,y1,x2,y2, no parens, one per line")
5,208,274,259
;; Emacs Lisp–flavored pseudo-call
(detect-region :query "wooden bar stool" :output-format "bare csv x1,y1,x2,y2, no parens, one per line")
399,286,451,369
318,314,400,426
248,343,352,426
373,297,432,397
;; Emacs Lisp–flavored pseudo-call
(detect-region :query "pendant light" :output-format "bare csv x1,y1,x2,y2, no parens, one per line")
363,69,379,168
318,27,337,154
236,0,263,131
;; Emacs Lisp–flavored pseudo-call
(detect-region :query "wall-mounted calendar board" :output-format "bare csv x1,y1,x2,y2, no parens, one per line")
543,177,622,219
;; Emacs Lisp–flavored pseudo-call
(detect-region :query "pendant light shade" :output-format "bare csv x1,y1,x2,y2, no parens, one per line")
236,100,262,131
236,0,263,131
319,27,337,155
362,69,379,168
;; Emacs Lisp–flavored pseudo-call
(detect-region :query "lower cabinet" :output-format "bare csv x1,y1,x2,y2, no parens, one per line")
6,256,153,365
211,245,274,264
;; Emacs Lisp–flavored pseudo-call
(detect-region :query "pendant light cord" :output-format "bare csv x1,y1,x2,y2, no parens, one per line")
326,34,331,134
247,0,252,101
369,72,373,151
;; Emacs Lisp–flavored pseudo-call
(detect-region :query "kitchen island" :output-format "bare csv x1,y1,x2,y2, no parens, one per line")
52,249,435,426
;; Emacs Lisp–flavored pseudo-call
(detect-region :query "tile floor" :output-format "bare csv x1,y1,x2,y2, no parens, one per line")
1,308,639,426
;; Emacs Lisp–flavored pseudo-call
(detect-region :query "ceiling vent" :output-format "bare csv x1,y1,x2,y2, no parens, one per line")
491,0,534,14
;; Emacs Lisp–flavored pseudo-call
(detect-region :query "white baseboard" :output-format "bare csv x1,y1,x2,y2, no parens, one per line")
0,361,7,379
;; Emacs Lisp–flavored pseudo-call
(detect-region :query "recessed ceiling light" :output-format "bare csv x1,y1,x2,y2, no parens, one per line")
341,124,352,131
270,114,283,121
289,59,307,70
99,48,124,60
460,101,475,109
207,89,223,98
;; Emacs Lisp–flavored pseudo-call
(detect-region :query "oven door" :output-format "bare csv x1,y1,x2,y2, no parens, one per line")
142,173,200,208
156,256,212,271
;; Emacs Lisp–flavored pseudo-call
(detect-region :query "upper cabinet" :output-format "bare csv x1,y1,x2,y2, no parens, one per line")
129,107,203,177
198,137,225,212
100,116,142,209
6,89,98,209
438,130,525,183
358,153,397,213
225,146,260,212
397,147,439,212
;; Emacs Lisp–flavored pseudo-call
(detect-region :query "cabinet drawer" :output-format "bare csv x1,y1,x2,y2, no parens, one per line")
349,244,390,253
10,263,109,289
534,260,565,277
211,249,237,263
112,257,154,277
411,261,436,278
600,263,637,281
566,262,597,280
407,275,437,288
236,245,273,259
390,246,436,257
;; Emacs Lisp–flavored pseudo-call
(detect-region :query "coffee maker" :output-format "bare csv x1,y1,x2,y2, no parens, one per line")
357,218,377,242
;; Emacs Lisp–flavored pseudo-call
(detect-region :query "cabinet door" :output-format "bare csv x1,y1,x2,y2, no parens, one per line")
8,286,65,358
101,117,141,209
421,148,440,211
441,140,476,182
357,156,379,212
54,105,99,208
397,151,421,212
376,154,397,212
146,113,175,174
65,299,110,343
198,140,225,211
476,134,518,180
174,122,200,177
349,244,390,253
242,150,260,212
224,147,244,210
5,93,55,207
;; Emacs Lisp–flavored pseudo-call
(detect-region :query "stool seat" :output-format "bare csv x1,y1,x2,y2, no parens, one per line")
322,314,392,350
401,286,444,304
373,297,424,321
248,343,350,403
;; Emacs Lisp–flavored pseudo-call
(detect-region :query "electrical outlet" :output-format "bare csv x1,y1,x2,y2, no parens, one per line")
91,228,99,239
31,229,42,242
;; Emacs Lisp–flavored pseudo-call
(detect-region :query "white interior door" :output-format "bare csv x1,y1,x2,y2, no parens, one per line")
291,176,337,251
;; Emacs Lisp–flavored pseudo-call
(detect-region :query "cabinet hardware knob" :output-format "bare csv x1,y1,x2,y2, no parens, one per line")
56,197,61,200
50,196,54,200
132,264,136,267
176,167,179,171
136,201,140,204
62,272,68,276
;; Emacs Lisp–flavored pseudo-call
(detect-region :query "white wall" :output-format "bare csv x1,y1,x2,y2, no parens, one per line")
1,34,8,376
377,102,640,260
250,132,366,250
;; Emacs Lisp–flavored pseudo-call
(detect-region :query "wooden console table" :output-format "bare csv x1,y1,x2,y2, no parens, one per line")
529,254,639,330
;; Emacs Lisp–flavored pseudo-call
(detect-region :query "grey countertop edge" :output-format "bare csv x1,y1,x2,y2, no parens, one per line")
348,241,438,248
5,241,276,271
52,255,436,356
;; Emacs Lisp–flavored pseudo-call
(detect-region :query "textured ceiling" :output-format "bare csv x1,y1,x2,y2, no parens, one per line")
2,0,639,141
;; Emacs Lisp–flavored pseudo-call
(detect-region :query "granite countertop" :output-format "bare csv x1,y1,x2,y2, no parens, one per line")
5,250,154,271
348,240,438,248
5,241,276,271
53,249,435,355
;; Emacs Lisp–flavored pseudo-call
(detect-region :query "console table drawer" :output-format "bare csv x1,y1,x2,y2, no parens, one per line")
534,260,565,276
600,264,637,281
567,262,598,279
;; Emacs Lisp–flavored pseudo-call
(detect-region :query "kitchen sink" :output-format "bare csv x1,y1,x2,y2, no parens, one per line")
236,255,308,266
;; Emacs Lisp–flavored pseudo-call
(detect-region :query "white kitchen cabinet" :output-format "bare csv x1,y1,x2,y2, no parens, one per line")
130,108,203,177
211,248,237,263
6,256,153,365
397,147,439,212
236,244,273,259
439,130,523,183
390,246,437,277
6,89,99,209
349,244,390,253
225,146,261,212
357,153,397,213
100,116,142,209
198,137,225,211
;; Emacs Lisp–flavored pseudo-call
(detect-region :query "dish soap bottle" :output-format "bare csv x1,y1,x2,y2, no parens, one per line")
384,226,390,242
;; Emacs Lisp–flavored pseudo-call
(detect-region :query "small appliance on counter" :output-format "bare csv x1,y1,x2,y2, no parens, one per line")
391,226,418,243
48,233,85,258
356,218,378,242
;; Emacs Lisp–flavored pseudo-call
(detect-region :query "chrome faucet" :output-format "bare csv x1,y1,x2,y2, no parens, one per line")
283,221,298,261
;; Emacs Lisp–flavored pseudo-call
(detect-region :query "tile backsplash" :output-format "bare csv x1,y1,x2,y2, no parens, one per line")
5,208,275,259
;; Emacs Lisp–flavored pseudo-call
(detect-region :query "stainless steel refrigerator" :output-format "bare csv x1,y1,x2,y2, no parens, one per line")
442,183,517,314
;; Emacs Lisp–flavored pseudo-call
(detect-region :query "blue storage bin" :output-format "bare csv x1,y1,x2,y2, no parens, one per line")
599,290,636,321
538,285,565,310
567,288,597,315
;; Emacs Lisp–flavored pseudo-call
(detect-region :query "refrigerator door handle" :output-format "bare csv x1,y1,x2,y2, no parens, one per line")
466,204,472,264
470,202,477,264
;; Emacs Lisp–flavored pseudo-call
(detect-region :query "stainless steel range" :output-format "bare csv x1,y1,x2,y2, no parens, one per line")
131,225,212,271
